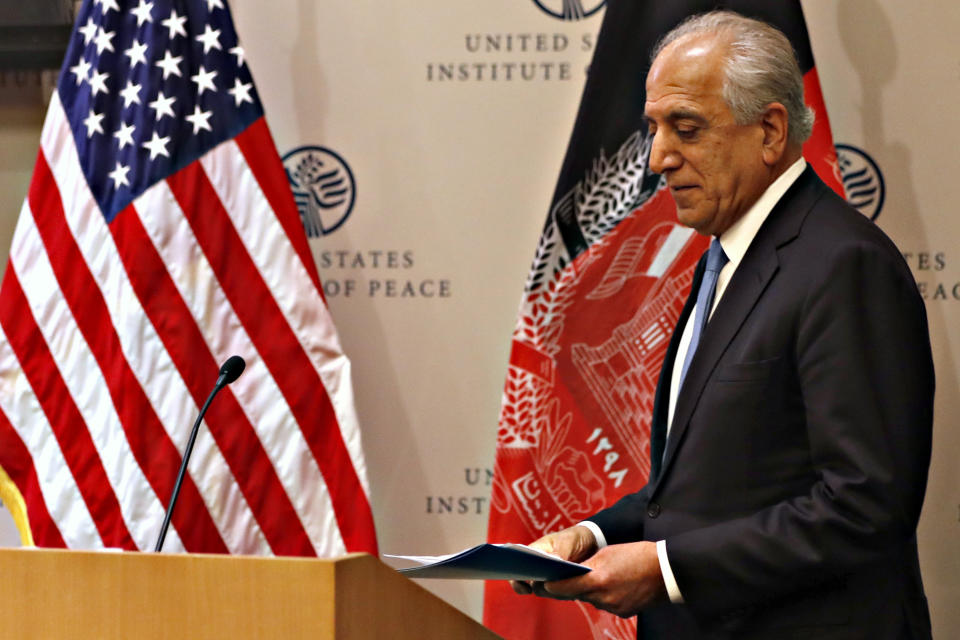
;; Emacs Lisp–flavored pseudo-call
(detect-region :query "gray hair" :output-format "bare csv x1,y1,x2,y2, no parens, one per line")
651,10,815,145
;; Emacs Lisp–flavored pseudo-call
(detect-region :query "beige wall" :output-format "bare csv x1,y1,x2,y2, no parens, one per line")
0,1,956,635
0,71,50,274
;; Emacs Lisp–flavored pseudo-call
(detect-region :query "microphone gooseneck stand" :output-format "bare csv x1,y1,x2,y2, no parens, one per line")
154,355,246,552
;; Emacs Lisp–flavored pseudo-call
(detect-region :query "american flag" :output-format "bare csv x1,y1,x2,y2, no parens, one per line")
0,0,378,556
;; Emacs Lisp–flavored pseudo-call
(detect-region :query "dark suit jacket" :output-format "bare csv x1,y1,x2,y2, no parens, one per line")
589,167,935,639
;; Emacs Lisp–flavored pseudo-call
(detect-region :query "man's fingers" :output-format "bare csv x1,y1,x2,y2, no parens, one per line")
542,576,588,600
526,538,556,555
511,580,534,595
510,578,582,601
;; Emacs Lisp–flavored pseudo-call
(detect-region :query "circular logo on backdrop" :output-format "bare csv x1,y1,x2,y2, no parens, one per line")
532,0,606,21
835,143,885,221
282,146,356,237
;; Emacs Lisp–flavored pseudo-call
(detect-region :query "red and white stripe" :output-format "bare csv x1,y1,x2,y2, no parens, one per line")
0,93,377,556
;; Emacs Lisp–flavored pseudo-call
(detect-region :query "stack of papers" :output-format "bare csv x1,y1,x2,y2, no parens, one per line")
385,543,591,581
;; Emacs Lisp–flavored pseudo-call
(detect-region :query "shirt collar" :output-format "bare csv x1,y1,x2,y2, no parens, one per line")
718,157,807,268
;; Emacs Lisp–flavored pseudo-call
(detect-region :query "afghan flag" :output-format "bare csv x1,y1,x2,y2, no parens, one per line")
484,2,843,638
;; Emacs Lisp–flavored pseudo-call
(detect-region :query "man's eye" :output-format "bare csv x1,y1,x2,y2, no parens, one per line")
677,128,698,139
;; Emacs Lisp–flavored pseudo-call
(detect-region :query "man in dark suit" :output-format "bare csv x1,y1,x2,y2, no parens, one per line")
512,10,934,639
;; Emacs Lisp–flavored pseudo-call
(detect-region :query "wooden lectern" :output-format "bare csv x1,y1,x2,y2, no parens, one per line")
0,548,501,639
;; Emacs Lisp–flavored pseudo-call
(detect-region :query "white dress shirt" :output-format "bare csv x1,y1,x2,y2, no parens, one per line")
581,157,808,604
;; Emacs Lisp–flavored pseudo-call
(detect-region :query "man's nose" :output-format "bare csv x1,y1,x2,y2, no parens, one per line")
648,130,681,174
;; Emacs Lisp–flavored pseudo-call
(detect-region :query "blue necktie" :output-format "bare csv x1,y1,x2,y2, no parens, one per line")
679,238,729,388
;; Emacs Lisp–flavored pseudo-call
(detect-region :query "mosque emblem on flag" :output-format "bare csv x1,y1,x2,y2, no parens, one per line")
531,0,606,21
494,131,703,538
283,146,357,237
835,143,885,221
490,126,704,640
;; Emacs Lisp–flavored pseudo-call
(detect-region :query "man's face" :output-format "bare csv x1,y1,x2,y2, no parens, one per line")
644,35,771,237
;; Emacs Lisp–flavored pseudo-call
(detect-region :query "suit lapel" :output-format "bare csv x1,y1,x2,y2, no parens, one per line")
651,167,826,491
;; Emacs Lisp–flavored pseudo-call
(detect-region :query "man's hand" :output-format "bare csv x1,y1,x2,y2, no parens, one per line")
510,525,598,596
534,540,669,618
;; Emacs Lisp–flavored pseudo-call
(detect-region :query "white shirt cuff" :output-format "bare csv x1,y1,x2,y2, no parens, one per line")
656,540,684,603
576,521,607,549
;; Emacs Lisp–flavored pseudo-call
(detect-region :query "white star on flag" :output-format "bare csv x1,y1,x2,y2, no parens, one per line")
114,122,136,149
78,18,97,45
125,40,148,69
185,105,213,134
131,0,154,26
228,77,253,106
119,81,142,108
155,50,183,79
206,0,225,10
162,9,188,39
229,45,244,67
94,27,116,54
108,162,131,189
83,109,105,137
191,66,218,96
141,131,171,159
70,58,91,86
148,91,176,121
89,69,110,97
98,0,120,15
195,25,222,54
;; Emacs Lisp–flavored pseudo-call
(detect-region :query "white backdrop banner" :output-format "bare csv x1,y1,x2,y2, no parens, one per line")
235,0,959,631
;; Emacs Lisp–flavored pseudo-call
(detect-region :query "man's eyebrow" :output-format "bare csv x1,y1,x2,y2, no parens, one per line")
666,109,708,125
643,110,709,126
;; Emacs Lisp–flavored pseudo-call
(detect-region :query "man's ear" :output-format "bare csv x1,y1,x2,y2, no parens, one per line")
759,102,790,166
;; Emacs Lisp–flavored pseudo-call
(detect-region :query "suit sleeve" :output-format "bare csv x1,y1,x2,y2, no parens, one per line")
587,483,651,544
663,235,934,618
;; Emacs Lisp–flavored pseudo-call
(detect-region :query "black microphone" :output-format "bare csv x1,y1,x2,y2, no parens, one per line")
154,355,246,552
216,354,246,387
